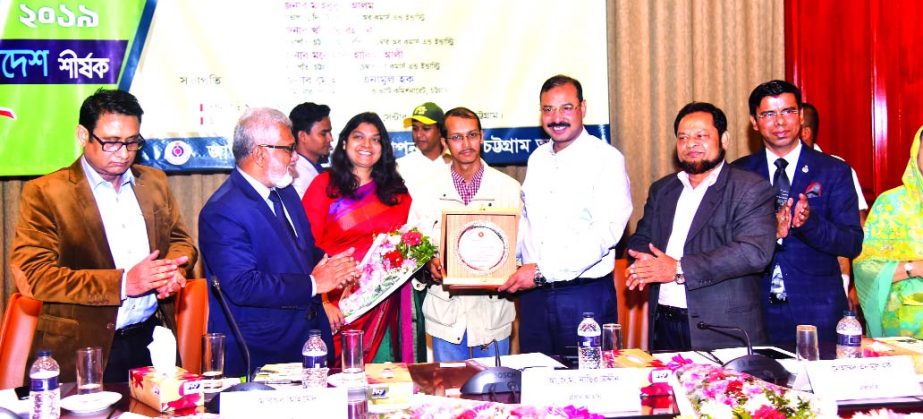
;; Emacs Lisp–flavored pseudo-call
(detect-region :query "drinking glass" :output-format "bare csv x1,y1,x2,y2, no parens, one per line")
76,346,103,394
795,325,820,361
202,332,226,389
601,323,622,368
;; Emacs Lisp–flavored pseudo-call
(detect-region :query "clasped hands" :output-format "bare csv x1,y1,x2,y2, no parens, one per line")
626,244,676,291
776,193,811,239
313,247,361,295
126,250,190,299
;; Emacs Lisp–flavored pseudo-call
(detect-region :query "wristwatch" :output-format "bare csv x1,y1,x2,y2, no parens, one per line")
906,261,915,278
533,265,548,288
674,259,686,284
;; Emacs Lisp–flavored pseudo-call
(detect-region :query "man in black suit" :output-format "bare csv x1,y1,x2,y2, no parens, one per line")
627,102,776,351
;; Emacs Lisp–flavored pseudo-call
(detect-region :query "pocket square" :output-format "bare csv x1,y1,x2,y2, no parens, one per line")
804,182,822,198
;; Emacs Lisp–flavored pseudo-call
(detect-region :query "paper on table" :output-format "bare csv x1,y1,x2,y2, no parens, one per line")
469,352,566,370
147,326,177,376
0,389,29,417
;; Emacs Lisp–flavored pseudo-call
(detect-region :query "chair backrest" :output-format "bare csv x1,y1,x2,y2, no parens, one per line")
176,279,208,374
0,293,42,389
614,258,649,350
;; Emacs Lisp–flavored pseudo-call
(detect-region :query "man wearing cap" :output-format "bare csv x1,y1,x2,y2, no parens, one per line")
397,102,452,196
289,102,333,198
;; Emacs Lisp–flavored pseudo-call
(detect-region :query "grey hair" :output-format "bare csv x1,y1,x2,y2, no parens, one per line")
232,107,293,163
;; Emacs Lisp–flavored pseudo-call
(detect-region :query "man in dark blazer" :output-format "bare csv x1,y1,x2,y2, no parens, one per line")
199,107,358,377
10,89,197,383
733,80,863,345
627,102,776,351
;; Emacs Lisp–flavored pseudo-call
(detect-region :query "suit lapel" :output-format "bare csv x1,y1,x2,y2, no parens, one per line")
231,171,308,272
132,167,158,253
68,160,116,269
658,179,683,248
687,164,729,242
789,146,813,199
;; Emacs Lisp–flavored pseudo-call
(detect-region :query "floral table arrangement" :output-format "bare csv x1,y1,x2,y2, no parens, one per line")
672,363,834,418
339,226,436,324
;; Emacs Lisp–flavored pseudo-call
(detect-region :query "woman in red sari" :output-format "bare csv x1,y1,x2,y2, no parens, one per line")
303,112,412,364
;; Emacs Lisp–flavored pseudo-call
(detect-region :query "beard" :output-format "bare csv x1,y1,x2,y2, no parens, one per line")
679,147,726,175
268,161,295,188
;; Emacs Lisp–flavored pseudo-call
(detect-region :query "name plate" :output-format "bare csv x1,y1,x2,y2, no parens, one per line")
221,387,348,419
804,356,922,401
521,368,644,415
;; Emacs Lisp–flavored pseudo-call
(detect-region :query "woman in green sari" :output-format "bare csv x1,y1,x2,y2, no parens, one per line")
854,126,923,338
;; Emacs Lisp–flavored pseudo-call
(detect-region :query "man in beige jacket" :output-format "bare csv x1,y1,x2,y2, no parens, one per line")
10,89,196,383
409,107,520,361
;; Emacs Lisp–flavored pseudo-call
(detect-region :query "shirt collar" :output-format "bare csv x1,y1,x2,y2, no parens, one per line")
677,161,725,189
237,166,273,200
450,164,484,184
545,128,591,157
765,141,803,168
80,155,134,190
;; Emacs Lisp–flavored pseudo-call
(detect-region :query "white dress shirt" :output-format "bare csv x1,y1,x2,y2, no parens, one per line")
291,154,320,198
80,157,155,330
518,129,633,281
659,162,725,309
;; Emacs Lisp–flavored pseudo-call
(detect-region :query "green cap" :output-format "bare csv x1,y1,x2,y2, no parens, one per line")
403,102,444,127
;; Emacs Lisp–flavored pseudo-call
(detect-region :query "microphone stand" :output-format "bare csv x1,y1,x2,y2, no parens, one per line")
205,277,274,413
696,322,790,385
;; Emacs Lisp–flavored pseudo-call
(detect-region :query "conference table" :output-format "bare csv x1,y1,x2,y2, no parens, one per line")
53,358,923,418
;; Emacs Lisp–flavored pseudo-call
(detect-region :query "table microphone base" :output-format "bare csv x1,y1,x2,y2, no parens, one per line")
724,354,791,386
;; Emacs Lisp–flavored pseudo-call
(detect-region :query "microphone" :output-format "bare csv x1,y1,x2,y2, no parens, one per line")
696,321,790,385
460,340,521,397
206,277,274,414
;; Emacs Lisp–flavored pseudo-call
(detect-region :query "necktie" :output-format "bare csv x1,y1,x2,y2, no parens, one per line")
268,189,296,240
772,158,791,210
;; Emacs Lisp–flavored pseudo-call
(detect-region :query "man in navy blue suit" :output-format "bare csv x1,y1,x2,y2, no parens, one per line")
733,80,863,346
199,107,359,377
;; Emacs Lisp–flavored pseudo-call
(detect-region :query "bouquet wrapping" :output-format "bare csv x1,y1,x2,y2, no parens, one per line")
339,226,436,324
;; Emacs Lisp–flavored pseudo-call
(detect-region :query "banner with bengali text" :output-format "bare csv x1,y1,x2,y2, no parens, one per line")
0,0,609,175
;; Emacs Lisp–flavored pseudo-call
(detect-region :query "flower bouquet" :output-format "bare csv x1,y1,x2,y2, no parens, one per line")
339,226,436,324
672,363,833,418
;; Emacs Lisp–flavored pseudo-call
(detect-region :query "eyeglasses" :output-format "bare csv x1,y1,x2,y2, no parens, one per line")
447,131,482,143
541,104,578,115
258,143,296,154
757,108,799,120
89,132,145,152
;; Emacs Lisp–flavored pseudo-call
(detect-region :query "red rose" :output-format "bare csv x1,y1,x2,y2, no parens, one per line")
727,380,743,393
753,405,786,419
402,231,422,246
383,250,404,268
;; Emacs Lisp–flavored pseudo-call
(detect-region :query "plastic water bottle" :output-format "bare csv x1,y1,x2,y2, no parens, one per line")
577,312,602,369
302,329,329,388
836,310,863,359
29,350,60,419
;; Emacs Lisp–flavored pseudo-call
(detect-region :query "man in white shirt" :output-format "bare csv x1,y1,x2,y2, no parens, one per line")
499,75,632,360
626,102,775,351
397,102,451,195
10,89,197,383
409,107,520,361
289,102,333,197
